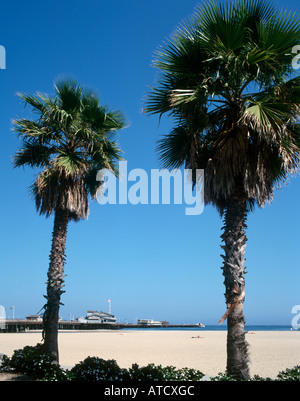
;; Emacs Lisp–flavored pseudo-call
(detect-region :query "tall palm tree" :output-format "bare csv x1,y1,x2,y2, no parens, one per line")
145,0,300,379
13,80,125,362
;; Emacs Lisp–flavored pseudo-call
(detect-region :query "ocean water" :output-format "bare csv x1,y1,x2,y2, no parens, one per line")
202,325,292,331
121,325,294,332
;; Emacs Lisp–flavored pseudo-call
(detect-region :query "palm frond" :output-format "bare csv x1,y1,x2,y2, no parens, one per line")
17,93,48,114
13,140,53,168
54,80,83,112
54,152,88,174
13,118,53,141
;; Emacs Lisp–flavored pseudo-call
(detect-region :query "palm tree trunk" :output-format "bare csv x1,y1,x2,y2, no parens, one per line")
43,207,69,362
220,182,250,380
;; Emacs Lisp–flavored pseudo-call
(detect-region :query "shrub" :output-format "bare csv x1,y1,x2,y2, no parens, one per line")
129,363,171,381
177,367,205,381
211,367,300,381
69,360,205,381
251,375,273,381
128,363,204,381
210,372,238,381
0,354,12,372
5,344,67,381
69,356,130,381
276,366,300,381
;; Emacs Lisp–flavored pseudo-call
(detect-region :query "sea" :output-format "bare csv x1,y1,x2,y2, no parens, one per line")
121,325,294,332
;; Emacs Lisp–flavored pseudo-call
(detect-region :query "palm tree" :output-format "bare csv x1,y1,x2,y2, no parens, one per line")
13,80,125,362
145,0,300,379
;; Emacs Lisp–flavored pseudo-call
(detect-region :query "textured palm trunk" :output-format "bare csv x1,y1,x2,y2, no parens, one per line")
43,207,69,362
220,182,250,380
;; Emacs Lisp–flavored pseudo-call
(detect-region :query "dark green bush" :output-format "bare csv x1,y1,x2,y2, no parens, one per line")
128,363,204,381
4,344,67,380
69,360,204,381
129,363,171,381
211,366,300,381
276,365,300,381
177,367,205,381
210,372,238,381
69,356,130,381
0,354,12,372
251,375,273,381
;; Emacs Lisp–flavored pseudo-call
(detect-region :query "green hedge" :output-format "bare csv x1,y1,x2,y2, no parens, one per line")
0,344,67,381
0,344,299,381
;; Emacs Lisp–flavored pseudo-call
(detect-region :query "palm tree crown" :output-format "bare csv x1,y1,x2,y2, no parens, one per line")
146,0,300,214
14,80,125,220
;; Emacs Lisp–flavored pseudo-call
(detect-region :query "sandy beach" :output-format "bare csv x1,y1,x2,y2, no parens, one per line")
0,329,299,379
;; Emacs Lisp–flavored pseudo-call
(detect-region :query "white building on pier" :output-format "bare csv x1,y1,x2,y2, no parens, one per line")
77,310,116,324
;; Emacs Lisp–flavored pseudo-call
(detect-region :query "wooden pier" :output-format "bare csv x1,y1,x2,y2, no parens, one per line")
0,320,119,333
0,320,204,333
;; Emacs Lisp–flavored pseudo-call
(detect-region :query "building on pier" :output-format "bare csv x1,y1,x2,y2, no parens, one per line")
137,319,162,326
77,310,117,324
26,315,42,321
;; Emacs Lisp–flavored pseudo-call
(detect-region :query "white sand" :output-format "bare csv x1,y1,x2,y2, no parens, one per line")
1,330,299,378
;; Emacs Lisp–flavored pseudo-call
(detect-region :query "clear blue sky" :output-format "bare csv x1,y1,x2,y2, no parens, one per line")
0,0,299,325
